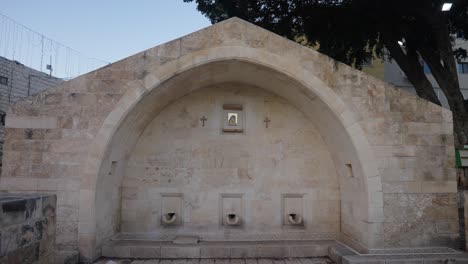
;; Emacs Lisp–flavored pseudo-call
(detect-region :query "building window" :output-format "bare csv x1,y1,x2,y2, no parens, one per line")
0,76,8,85
459,63,468,74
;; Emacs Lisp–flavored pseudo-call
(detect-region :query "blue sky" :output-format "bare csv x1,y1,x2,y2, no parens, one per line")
1,1,211,77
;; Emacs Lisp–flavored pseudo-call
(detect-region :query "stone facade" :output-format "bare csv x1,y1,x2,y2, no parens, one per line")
0,18,458,262
122,84,340,240
0,194,56,264
0,57,63,169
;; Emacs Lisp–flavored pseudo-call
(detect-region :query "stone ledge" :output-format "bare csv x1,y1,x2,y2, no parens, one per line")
342,253,468,264
367,247,459,255
102,239,336,259
328,244,357,264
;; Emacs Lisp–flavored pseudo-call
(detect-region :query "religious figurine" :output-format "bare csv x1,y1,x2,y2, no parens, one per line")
228,113,238,126
223,104,243,132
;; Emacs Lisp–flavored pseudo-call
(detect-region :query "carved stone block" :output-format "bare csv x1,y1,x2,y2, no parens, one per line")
220,193,244,227
282,194,305,228
161,193,183,226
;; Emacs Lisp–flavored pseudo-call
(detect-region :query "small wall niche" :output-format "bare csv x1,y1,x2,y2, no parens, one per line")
281,194,305,228
161,193,183,226
109,161,117,175
219,193,244,227
222,104,244,133
346,164,354,178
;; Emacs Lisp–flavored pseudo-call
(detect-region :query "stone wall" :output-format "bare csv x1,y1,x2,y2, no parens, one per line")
121,83,340,240
0,56,63,169
0,18,458,261
0,194,56,264
330,66,457,250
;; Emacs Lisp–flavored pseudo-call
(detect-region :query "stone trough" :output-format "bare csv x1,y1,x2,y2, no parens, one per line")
101,236,468,264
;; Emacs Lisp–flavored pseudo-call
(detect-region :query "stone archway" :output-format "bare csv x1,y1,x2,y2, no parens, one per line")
0,18,456,262
78,46,382,259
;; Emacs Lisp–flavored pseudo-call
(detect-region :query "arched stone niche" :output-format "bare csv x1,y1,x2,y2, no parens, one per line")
85,55,381,258
121,82,341,239
4,19,455,262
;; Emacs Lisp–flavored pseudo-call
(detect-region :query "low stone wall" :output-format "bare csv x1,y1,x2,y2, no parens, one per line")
0,193,56,264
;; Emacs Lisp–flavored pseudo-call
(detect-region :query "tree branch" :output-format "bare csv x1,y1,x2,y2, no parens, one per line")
419,46,464,109
382,33,441,105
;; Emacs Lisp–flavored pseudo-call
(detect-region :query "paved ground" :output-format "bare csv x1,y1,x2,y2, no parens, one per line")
93,258,334,264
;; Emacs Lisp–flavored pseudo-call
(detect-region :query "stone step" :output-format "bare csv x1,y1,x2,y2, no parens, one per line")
102,236,468,263
93,257,334,264
328,244,356,264
327,243,468,264
342,252,468,264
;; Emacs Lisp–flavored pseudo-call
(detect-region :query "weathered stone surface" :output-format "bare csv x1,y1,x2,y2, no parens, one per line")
328,244,356,264
120,84,340,239
0,17,457,261
101,240,335,259
92,258,332,264
5,115,57,129
342,253,468,264
0,194,56,264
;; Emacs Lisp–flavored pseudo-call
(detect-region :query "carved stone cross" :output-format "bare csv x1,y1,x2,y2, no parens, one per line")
264,117,271,128
200,116,207,127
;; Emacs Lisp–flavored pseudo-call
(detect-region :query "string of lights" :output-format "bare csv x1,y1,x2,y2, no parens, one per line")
0,12,110,79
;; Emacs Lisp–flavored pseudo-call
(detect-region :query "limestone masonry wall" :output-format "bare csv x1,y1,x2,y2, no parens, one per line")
0,56,63,169
122,84,340,240
330,66,457,249
0,18,458,261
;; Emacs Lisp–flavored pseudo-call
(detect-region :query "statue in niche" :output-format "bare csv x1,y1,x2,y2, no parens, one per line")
223,104,243,133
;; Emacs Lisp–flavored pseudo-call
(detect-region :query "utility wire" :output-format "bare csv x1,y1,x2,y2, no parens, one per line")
0,12,110,78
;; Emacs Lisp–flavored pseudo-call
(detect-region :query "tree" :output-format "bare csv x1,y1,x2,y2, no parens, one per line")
184,0,468,148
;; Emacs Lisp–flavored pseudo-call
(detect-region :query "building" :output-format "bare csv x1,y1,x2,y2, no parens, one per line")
0,18,464,263
0,56,63,169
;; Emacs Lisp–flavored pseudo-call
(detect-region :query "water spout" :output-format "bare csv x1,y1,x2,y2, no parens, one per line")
288,213,303,225
162,212,177,225
225,213,241,226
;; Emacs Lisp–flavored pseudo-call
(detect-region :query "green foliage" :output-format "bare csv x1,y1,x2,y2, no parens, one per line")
184,0,468,69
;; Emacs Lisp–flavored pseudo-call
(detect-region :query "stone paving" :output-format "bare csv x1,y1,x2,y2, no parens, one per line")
93,258,334,264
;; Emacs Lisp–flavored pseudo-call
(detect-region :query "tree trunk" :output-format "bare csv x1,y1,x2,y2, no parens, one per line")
414,14,468,148
452,109,468,148
382,35,441,106
420,46,468,148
